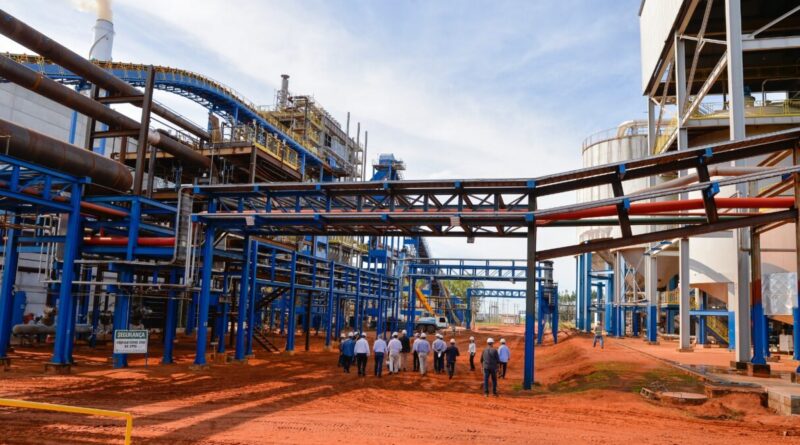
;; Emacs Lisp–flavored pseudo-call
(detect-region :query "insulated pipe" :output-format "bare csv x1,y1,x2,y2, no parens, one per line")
0,55,210,169
638,166,771,194
0,118,132,190
542,197,794,221
0,9,211,141
83,236,175,246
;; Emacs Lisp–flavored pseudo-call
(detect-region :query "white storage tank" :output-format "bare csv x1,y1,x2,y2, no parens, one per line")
578,120,651,243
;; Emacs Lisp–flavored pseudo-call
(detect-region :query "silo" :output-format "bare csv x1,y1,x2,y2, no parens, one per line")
577,120,651,243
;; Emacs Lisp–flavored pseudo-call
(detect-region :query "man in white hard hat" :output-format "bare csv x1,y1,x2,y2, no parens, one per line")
341,332,356,374
354,333,370,377
498,338,510,379
399,329,411,372
480,337,500,397
432,333,447,374
373,333,387,377
413,332,431,375
468,336,477,371
444,338,460,379
387,332,402,374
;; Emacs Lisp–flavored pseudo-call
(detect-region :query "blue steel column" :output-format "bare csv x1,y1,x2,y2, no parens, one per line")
575,255,583,330
522,203,537,391
536,284,544,345
354,269,362,333
285,251,298,352
324,260,335,349
406,277,416,334
465,288,472,330
646,254,658,343
552,284,559,343
750,232,767,365
697,292,707,345
245,247,258,357
162,269,179,364
234,238,251,361
0,214,20,360
51,184,82,366
185,292,197,334
584,252,592,331
194,203,216,366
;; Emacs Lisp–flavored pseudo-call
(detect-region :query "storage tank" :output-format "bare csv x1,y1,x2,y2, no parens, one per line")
577,120,651,243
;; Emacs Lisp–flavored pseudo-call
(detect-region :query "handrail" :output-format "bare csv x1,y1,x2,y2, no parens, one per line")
0,398,133,445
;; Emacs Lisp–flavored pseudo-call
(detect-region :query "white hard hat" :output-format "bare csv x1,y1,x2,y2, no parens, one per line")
487,338,494,344
347,332,354,338
361,333,366,338
392,331,398,337
436,333,442,338
469,336,475,341
500,338,506,344
402,329,407,335
450,339,455,344
420,333,427,338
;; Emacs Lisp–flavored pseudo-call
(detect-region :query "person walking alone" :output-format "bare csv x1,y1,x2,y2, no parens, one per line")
593,322,604,349
432,333,446,374
498,338,510,379
399,330,411,372
354,333,370,377
444,338,460,379
468,336,476,371
413,332,430,376
480,337,500,397
387,332,402,374
341,332,355,374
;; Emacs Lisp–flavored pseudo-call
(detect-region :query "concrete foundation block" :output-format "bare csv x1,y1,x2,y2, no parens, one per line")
746,362,771,378
767,389,800,415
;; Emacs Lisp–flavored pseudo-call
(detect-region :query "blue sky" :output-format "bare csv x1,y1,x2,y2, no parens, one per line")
0,0,646,293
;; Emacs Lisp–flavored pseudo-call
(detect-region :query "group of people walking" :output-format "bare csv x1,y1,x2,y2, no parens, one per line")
338,330,511,396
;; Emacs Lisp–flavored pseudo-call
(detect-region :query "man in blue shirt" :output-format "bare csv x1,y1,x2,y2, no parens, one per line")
340,332,355,374
497,338,510,379
413,332,431,376
432,333,447,374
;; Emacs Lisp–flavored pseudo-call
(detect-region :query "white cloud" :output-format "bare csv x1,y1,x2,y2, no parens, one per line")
0,0,647,292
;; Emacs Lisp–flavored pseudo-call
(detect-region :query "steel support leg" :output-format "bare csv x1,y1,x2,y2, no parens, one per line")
678,238,691,350
522,222,537,390
750,232,767,365
646,253,658,343
162,270,178,364
51,187,82,366
194,223,215,366
325,261,335,349
0,214,20,361
552,286,559,344
234,238,250,361
286,252,298,352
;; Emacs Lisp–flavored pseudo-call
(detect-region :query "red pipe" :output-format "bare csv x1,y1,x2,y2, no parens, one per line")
542,197,794,221
83,236,175,246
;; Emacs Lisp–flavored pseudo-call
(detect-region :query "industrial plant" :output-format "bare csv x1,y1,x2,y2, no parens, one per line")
0,0,798,443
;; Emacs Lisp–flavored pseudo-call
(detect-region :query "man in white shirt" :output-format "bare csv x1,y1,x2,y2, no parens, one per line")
412,332,431,376
354,333,370,377
373,334,387,377
468,336,477,371
387,332,402,374
432,334,447,374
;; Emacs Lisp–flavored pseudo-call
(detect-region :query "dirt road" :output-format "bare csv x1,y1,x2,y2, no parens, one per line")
1,326,798,444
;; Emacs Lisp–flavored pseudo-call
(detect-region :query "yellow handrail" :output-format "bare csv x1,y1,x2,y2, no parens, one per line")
0,398,133,445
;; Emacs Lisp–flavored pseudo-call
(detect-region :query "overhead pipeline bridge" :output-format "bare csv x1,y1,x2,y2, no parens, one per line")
4,53,326,169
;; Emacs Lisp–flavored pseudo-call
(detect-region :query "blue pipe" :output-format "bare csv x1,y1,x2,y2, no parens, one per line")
325,260,335,348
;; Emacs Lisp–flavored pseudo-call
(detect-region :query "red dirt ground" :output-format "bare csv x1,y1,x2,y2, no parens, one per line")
1,327,799,444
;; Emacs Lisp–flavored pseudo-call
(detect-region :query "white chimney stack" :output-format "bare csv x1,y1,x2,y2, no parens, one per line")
89,18,114,61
